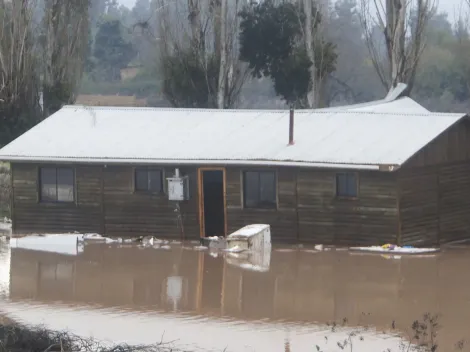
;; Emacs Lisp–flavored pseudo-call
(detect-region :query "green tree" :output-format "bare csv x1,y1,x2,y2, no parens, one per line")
93,19,136,81
239,1,337,107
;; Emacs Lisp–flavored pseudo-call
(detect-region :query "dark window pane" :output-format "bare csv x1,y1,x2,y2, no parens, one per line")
135,169,148,191
244,171,259,208
41,168,57,201
336,173,346,196
346,174,357,197
148,170,162,192
57,168,74,202
259,172,276,206
336,173,357,197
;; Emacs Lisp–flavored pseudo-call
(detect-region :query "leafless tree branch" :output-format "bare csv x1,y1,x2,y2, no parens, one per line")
360,0,436,94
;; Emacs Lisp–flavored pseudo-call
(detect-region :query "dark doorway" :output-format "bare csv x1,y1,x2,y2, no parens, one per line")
201,170,225,237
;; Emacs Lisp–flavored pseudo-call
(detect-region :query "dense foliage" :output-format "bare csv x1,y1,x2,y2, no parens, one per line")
239,1,337,107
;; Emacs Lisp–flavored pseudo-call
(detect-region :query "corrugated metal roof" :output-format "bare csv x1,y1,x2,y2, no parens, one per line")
0,98,465,170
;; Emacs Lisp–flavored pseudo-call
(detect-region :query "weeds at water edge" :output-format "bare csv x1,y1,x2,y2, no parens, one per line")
315,313,465,352
0,324,178,352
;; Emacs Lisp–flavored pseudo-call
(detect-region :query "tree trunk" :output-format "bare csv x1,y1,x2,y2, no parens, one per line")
216,0,227,109
188,0,202,53
303,0,317,108
361,0,434,95
386,0,406,90
43,0,89,117
43,0,59,117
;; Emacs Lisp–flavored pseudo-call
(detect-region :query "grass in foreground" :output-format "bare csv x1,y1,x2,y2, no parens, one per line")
0,323,176,352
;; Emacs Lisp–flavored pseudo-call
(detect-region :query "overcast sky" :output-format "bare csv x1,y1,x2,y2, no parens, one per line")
117,0,465,22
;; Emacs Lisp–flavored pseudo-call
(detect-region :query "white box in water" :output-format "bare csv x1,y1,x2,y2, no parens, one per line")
226,224,271,251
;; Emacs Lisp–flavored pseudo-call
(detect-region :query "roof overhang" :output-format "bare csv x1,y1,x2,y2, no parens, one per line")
0,156,391,171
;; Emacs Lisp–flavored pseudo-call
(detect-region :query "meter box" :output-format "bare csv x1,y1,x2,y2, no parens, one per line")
167,175,189,201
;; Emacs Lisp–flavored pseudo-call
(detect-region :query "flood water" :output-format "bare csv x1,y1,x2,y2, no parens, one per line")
0,238,469,352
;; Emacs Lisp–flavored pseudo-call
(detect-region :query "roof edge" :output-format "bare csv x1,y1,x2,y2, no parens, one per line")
0,156,389,171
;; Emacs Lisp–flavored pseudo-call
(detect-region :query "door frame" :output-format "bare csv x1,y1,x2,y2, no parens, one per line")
198,167,228,238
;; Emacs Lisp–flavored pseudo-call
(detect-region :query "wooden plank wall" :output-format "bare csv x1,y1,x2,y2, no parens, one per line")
12,163,399,245
297,169,398,246
225,167,298,243
398,161,470,245
439,162,470,242
397,166,439,246
102,165,199,239
399,119,470,245
404,119,470,168
226,167,398,245
11,163,199,239
11,163,102,234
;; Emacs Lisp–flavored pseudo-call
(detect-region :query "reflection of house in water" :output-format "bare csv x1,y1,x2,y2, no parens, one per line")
7,245,470,351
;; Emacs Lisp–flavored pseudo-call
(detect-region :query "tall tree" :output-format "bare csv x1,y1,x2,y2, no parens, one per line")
157,0,249,108
239,1,337,108
93,19,136,81
326,0,384,104
360,0,437,95
0,0,42,146
216,0,228,109
42,0,91,117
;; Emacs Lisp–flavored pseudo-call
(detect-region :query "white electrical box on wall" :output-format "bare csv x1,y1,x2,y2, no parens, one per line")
167,171,189,201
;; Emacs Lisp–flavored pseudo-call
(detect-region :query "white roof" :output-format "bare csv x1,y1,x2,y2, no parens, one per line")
0,97,465,170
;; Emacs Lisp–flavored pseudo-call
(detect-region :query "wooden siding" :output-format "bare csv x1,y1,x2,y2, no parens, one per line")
398,118,470,245
226,167,398,245
11,163,399,245
397,166,439,246
405,119,470,168
297,169,397,246
12,164,102,234
398,161,470,246
226,167,298,243
102,165,199,239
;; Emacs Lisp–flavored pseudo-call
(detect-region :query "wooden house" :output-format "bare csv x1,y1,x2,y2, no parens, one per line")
1,85,469,246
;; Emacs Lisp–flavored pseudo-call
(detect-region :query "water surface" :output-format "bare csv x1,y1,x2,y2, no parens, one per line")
0,240,468,351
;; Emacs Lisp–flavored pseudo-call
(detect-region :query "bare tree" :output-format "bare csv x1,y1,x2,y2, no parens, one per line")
0,0,41,145
43,0,90,117
156,0,249,108
360,0,437,94
216,0,227,109
303,0,317,107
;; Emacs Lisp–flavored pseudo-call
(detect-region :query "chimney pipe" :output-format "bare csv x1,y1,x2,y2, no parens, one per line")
288,108,294,145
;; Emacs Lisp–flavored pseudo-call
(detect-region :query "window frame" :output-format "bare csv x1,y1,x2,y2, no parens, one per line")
242,170,277,209
38,166,76,203
335,172,359,199
134,167,164,194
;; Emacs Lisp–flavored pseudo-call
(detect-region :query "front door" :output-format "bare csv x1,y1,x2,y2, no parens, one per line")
198,168,226,238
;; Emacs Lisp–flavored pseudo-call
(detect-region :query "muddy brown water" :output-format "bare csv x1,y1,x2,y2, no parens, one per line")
0,239,469,351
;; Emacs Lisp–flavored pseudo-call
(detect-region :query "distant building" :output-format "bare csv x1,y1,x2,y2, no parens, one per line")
74,94,147,107
1,85,469,246
120,64,143,81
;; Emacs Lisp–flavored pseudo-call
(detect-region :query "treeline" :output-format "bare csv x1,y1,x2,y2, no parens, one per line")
1,0,470,147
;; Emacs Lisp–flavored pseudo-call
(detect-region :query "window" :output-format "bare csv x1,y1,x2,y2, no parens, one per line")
243,171,277,209
135,168,163,193
40,167,75,202
336,172,358,198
